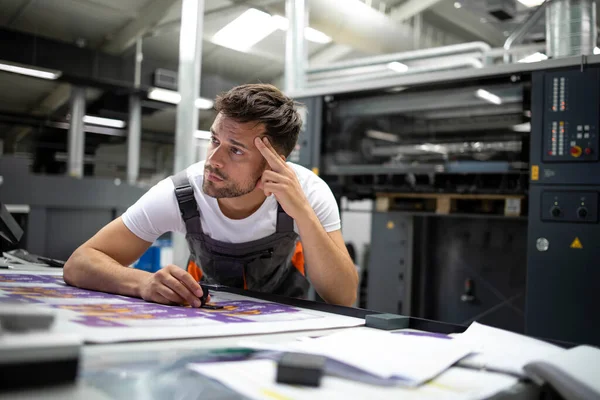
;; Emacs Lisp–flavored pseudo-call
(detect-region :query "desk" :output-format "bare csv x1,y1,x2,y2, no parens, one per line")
0,269,539,400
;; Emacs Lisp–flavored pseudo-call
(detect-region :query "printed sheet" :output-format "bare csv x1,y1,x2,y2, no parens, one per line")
0,271,363,343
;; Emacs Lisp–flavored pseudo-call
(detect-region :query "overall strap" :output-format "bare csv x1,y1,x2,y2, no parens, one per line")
276,203,294,233
170,171,202,234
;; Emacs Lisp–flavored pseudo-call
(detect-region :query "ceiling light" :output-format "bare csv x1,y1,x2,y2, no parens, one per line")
454,2,462,8
387,61,409,73
0,61,61,80
512,122,531,132
517,0,545,7
212,8,279,52
83,115,126,128
194,98,214,110
304,27,332,44
475,89,502,105
518,52,548,63
272,15,289,30
271,15,331,43
148,88,214,110
366,130,399,143
194,130,212,140
594,47,600,55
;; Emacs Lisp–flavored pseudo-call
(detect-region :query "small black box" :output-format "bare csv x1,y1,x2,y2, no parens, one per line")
365,313,410,330
276,352,326,387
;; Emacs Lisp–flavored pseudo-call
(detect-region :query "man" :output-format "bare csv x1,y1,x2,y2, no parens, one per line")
64,84,358,307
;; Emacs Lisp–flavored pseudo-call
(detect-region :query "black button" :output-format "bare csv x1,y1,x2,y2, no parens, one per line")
577,207,588,219
551,206,561,217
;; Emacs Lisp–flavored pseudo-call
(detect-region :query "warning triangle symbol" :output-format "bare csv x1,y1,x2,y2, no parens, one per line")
570,237,583,249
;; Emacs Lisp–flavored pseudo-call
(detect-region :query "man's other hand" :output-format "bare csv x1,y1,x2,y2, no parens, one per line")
139,265,208,307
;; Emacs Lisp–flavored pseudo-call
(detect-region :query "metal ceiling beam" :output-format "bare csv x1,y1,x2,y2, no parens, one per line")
429,1,506,47
308,43,354,66
101,0,180,54
390,0,444,22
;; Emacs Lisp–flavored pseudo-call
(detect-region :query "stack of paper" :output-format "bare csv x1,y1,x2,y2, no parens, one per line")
239,328,473,386
452,322,564,377
188,359,518,400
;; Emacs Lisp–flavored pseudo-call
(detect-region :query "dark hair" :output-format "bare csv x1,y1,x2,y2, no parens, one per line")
214,84,303,157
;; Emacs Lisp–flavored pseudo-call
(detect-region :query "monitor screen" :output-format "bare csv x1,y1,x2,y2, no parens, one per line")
0,203,24,245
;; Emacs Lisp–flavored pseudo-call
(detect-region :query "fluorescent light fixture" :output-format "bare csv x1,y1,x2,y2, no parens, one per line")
304,27,332,44
454,2,462,8
194,98,215,110
594,47,600,55
83,115,126,128
387,61,409,73
271,14,331,43
148,88,214,110
366,129,399,143
0,61,61,80
512,122,531,132
148,87,181,103
476,89,502,105
518,52,548,63
517,0,544,6
194,130,212,140
212,8,278,52
272,15,289,30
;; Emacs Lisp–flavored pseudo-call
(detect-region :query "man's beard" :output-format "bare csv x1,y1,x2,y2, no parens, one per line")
202,162,265,198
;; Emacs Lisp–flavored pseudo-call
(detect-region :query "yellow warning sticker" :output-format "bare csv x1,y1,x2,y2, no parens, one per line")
531,165,539,181
312,167,319,176
570,237,583,249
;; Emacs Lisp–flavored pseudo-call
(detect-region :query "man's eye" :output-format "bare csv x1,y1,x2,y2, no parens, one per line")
231,147,243,156
210,137,219,144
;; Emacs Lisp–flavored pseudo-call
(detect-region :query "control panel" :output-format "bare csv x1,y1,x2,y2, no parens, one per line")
541,191,598,223
543,71,599,162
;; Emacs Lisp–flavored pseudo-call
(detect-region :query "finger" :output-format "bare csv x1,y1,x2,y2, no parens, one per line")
255,137,285,171
154,293,177,306
263,182,284,195
163,275,201,307
261,170,286,184
169,267,204,297
156,286,186,305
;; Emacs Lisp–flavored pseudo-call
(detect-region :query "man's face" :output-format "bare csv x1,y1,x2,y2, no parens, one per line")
202,113,269,198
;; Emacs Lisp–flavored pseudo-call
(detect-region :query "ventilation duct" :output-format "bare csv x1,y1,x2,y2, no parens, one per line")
546,0,597,58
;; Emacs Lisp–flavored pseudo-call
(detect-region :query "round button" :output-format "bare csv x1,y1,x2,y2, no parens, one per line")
570,146,582,157
551,206,561,217
577,207,588,218
536,238,549,252
585,148,593,155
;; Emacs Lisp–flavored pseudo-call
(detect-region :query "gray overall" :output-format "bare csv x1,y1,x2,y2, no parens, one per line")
171,171,309,298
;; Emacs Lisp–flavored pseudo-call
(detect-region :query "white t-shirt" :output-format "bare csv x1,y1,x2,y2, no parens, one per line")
121,161,341,244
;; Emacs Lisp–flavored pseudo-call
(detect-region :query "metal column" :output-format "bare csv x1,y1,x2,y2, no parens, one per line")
173,0,205,269
285,0,306,93
67,86,86,178
127,94,141,184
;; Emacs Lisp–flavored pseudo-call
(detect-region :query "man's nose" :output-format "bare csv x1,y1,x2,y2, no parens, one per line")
207,145,225,168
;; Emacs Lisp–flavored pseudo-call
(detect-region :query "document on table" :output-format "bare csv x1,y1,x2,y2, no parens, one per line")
452,322,564,377
239,328,473,386
188,359,518,400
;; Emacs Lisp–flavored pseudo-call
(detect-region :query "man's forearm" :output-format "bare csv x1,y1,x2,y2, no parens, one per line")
63,247,150,298
296,209,358,306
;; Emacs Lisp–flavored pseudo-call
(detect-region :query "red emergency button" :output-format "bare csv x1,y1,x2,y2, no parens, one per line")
585,148,593,155
570,146,582,157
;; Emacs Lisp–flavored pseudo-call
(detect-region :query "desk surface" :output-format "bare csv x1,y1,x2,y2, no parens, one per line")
0,268,539,400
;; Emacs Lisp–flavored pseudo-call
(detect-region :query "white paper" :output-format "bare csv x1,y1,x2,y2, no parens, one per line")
188,359,518,400
239,329,472,385
0,271,364,343
524,345,600,392
453,322,564,376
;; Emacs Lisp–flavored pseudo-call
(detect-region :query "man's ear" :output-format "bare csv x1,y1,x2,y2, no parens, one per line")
279,154,286,162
